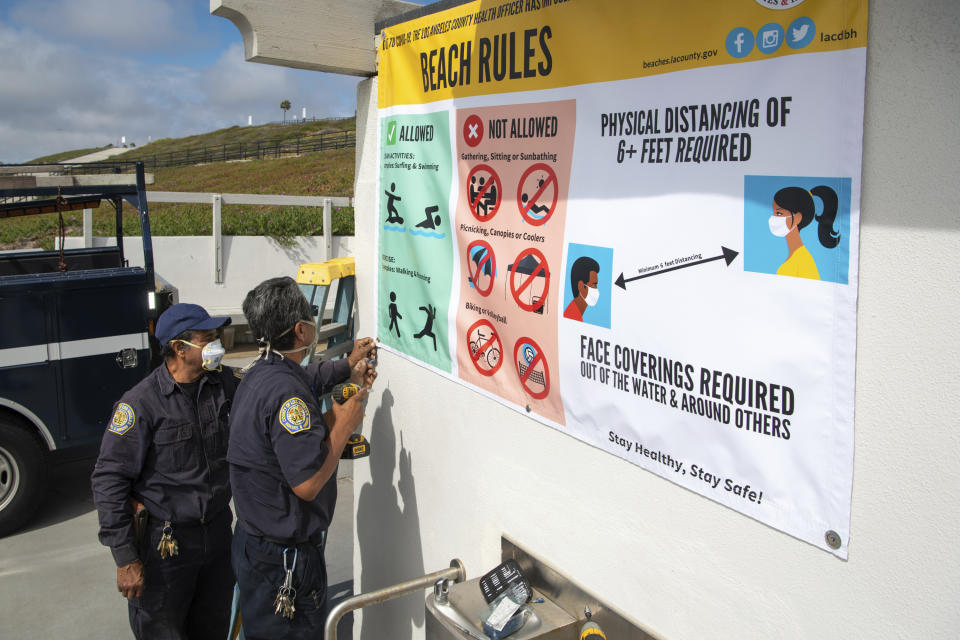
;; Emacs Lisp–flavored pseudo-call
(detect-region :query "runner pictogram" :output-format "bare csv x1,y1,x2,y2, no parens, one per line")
467,240,497,297
467,164,502,221
466,318,503,376
513,337,550,399
516,163,558,226
463,114,484,147
509,248,550,313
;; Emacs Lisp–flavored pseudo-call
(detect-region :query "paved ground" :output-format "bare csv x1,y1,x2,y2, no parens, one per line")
0,352,356,638
61,148,131,163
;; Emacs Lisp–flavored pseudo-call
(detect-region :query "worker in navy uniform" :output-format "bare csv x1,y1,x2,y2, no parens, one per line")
91,303,238,640
228,276,376,639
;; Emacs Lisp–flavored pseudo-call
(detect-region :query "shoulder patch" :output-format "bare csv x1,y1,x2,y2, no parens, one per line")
108,403,136,436
279,397,311,435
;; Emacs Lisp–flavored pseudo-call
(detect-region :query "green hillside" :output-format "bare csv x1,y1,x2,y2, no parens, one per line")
27,146,112,164
3,126,357,250
111,117,355,162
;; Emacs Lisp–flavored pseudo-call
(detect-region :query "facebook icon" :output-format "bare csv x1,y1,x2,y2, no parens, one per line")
726,27,755,59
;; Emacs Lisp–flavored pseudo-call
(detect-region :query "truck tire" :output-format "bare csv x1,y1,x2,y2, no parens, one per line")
0,418,49,537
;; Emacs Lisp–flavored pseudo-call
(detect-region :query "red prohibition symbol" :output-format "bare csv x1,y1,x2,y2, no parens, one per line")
463,114,484,147
509,247,550,313
467,164,502,221
466,240,496,297
513,337,550,399
466,318,503,376
516,163,558,226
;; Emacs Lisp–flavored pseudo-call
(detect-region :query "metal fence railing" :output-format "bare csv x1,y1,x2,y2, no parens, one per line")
133,129,356,170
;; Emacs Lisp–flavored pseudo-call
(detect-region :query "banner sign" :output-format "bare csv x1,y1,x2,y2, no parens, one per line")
377,0,867,557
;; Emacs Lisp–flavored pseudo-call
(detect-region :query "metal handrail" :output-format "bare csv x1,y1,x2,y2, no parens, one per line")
324,559,466,640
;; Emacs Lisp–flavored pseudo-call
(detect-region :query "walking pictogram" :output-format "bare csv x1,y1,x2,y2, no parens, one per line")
413,303,438,351
466,318,503,376
463,114,484,147
508,248,551,314
516,163,558,226
387,291,402,337
467,164,502,221
467,240,497,297
513,337,550,399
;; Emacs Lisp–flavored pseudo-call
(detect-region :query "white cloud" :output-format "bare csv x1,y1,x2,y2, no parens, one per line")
0,22,361,163
9,0,195,54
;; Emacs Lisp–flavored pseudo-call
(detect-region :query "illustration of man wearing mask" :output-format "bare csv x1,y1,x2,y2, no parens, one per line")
563,256,600,322
768,185,841,280
92,303,239,639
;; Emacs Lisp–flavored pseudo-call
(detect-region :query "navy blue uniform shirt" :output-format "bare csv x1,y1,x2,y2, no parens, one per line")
91,363,238,566
228,353,350,541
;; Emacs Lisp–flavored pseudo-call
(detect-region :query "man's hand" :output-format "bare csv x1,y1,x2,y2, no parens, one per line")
327,388,367,447
348,338,376,369
350,358,378,389
117,560,145,599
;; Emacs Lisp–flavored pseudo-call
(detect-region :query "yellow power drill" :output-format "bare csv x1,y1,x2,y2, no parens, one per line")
331,382,370,459
579,607,606,640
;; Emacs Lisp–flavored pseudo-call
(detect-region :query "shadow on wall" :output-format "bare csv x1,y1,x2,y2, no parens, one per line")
357,389,425,640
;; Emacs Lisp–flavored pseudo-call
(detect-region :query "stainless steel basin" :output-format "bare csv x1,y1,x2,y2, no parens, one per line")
425,577,576,640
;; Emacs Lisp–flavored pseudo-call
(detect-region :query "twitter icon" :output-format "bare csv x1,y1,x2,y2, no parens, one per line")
788,17,816,49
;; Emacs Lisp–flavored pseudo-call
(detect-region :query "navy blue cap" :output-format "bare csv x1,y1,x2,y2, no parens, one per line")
155,303,231,345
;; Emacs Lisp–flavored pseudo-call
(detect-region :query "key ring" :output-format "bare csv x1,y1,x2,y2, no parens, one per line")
283,547,298,573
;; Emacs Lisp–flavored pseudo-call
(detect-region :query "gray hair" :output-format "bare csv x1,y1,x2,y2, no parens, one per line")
242,276,311,352
160,329,199,361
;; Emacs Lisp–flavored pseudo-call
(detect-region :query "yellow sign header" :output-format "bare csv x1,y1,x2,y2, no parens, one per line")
379,0,868,108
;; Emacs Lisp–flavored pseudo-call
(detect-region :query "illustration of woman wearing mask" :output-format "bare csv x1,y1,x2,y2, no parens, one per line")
769,185,841,280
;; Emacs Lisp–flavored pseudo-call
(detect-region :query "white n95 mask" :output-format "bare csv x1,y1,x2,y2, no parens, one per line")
178,338,226,371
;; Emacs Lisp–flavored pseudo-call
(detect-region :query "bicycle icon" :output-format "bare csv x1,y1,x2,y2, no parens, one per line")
470,328,501,368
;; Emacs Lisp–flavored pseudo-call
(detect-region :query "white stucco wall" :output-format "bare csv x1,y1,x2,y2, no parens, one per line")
349,1,960,638
65,235,355,319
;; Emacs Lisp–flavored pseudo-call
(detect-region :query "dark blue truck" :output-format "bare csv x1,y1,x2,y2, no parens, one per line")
0,162,173,536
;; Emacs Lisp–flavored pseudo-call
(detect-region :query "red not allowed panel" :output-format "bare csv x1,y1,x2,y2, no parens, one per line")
513,336,550,399
467,164,502,221
466,318,503,376
509,247,550,313
516,162,558,227
466,240,496,297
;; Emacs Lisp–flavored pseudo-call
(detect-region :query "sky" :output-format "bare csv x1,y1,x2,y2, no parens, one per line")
0,0,429,163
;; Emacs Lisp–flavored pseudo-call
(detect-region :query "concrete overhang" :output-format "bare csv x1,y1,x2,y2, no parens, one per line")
211,0,420,76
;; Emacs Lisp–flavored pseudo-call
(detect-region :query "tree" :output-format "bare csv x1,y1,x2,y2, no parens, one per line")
280,100,291,122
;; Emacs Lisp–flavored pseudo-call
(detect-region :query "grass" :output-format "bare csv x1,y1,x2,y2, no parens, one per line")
1,149,357,250
110,117,355,162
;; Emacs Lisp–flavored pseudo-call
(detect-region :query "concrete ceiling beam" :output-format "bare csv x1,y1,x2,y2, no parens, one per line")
211,0,420,76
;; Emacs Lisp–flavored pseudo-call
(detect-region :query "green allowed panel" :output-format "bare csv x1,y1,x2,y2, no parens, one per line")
378,111,452,371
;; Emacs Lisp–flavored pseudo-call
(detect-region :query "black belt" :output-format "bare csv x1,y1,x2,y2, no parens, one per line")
146,506,228,528
244,525,326,548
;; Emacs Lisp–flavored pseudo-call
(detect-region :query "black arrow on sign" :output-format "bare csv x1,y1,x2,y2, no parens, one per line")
615,246,739,290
